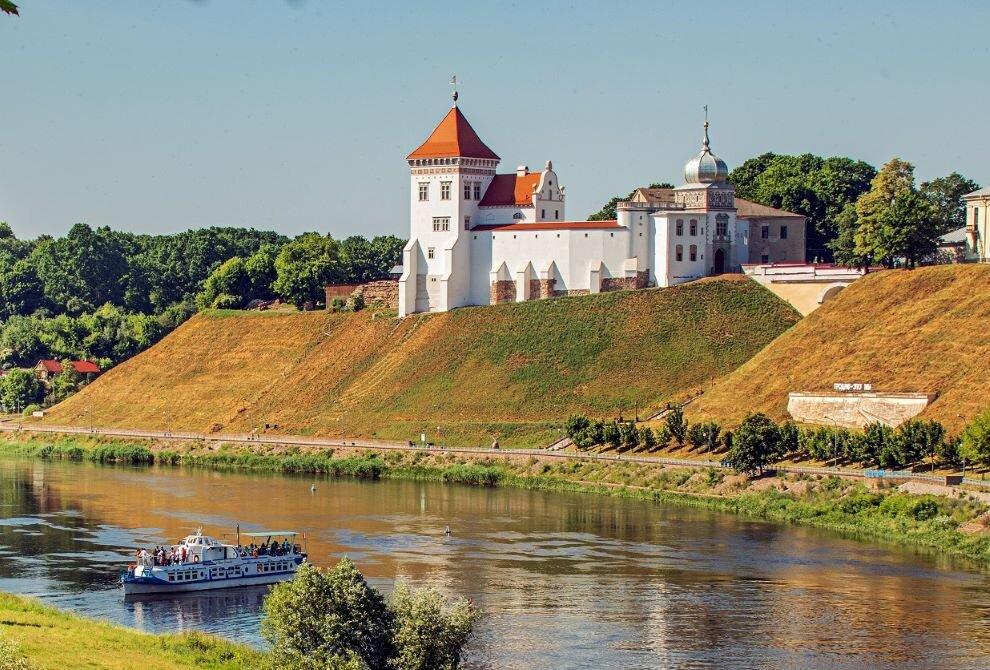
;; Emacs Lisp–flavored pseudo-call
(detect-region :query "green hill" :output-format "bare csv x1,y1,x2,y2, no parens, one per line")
688,265,990,433
43,277,799,447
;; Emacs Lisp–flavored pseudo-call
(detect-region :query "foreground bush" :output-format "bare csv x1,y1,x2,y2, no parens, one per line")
263,560,477,670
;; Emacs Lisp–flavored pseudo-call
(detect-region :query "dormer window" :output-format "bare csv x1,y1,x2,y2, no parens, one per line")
513,213,524,220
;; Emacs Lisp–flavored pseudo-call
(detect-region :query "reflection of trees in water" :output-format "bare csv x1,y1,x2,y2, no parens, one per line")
0,462,125,590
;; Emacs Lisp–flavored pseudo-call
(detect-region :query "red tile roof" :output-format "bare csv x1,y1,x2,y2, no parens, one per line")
407,106,500,161
37,359,101,374
473,220,620,232
478,173,542,207
72,360,101,374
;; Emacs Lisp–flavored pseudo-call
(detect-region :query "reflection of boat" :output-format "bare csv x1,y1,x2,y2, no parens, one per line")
122,529,306,596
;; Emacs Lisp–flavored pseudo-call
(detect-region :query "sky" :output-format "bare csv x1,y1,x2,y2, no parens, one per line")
2,0,988,240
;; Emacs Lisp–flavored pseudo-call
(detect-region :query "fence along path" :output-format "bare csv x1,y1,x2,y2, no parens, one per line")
1,421,986,490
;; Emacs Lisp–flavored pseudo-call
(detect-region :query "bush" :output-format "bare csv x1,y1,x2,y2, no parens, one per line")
263,560,476,670
22,403,43,416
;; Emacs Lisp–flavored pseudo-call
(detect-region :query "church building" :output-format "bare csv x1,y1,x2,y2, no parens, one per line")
398,94,806,317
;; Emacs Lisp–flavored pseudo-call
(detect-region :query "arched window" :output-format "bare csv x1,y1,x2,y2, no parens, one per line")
675,244,683,262
689,244,698,262
716,214,729,237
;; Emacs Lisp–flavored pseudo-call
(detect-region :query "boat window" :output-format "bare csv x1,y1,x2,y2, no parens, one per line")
168,574,174,581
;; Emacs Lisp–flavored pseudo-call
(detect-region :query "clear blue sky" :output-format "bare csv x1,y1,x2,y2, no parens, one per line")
2,0,987,240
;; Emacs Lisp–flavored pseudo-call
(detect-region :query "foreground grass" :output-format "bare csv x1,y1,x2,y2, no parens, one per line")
3,434,990,566
0,593,262,670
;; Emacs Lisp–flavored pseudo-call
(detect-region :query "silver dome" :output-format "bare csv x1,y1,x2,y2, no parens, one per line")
683,122,729,184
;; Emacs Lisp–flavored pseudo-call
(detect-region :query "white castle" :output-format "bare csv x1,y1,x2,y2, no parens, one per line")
398,93,805,316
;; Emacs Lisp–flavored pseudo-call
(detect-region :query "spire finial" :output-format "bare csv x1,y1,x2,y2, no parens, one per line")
450,75,458,107
702,104,710,150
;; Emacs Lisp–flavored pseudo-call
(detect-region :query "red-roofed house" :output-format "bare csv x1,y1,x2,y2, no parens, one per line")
398,94,807,316
35,359,102,382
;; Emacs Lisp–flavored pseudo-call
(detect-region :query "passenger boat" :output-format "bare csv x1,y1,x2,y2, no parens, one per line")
122,529,306,596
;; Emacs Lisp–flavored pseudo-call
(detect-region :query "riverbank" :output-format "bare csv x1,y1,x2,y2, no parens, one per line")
2,433,990,565
0,592,261,669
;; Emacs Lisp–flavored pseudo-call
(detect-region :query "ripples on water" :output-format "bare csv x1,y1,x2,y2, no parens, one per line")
1,457,989,669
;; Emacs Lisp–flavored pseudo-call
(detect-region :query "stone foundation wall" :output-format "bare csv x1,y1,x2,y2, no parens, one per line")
539,278,556,299
490,280,516,304
360,280,399,307
787,392,935,429
328,279,399,311
601,271,650,292
528,279,541,301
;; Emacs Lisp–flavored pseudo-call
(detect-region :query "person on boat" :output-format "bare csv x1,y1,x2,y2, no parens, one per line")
180,546,187,564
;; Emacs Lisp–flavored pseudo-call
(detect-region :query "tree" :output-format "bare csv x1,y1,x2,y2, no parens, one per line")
1,1,18,16
263,559,476,670
196,256,251,310
263,560,395,669
0,369,42,413
729,153,876,261
896,418,944,467
273,233,344,309
961,409,990,467
919,173,981,235
854,158,939,268
664,407,687,447
727,413,782,475
828,203,869,267
860,422,901,468
388,583,477,670
47,362,82,405
587,191,634,221
244,243,279,300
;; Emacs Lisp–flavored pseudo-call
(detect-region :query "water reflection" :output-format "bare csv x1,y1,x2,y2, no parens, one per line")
0,457,989,669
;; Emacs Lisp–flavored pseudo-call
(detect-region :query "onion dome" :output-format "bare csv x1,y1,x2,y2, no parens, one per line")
683,121,729,184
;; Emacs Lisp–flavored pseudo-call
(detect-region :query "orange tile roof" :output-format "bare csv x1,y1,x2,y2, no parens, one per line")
473,220,620,232
407,106,500,161
478,173,542,207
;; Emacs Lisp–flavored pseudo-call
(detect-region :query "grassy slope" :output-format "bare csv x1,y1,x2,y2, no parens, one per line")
0,592,262,670
43,278,799,447
688,265,990,432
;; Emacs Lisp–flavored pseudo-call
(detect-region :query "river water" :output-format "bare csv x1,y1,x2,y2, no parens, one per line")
1,456,989,669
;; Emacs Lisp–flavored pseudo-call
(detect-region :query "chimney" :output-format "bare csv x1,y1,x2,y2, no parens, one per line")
516,165,529,177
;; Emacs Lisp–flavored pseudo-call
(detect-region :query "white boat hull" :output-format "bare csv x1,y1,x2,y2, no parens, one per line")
123,570,296,595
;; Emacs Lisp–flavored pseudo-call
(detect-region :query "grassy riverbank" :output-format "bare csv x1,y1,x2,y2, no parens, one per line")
0,593,261,670
3,434,990,565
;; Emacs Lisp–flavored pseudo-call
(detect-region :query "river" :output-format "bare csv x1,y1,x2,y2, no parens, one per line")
1,456,989,669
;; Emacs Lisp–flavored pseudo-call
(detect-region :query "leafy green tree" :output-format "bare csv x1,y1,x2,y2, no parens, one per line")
729,153,876,261
919,173,981,234
263,560,395,669
638,426,656,451
587,191,634,221
603,421,621,450
0,369,42,413
727,413,782,475
244,243,279,300
854,158,939,268
664,407,687,447
779,420,799,456
896,418,944,467
828,203,870,268
388,582,477,670
263,559,476,670
961,409,990,467
0,259,43,319
274,233,344,309
47,362,82,404
618,420,639,451
1,1,18,16
0,315,44,366
196,256,251,310
860,422,902,468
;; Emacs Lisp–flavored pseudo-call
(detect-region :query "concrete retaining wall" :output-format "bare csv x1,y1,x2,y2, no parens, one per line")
787,391,936,428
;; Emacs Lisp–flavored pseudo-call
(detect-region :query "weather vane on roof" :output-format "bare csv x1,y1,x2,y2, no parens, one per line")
451,75,458,106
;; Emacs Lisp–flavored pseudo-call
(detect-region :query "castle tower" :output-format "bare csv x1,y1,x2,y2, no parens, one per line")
399,87,500,316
